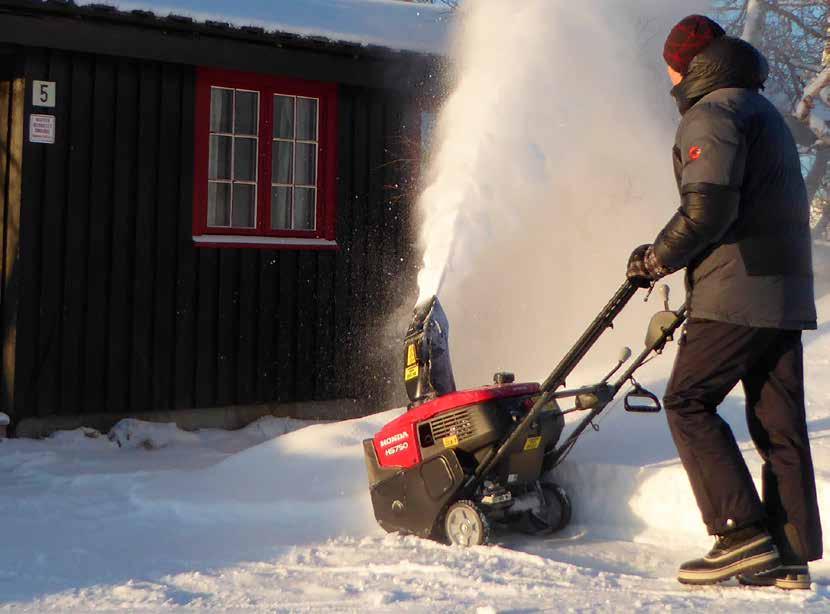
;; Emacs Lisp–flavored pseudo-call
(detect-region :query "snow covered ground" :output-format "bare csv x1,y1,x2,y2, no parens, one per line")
1,289,830,612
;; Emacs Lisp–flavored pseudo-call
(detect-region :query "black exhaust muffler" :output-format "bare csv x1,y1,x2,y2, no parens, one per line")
404,296,456,406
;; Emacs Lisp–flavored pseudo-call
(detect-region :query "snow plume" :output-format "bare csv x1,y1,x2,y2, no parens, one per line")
416,0,708,386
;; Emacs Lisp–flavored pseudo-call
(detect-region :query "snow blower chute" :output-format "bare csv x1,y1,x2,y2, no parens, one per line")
363,280,687,546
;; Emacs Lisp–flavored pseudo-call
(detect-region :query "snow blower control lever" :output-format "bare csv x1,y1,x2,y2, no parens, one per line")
524,281,687,474
465,279,670,490
364,279,687,546
540,282,688,468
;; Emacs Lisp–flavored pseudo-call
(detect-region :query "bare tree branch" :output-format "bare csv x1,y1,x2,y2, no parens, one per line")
793,64,830,144
795,65,830,121
763,1,829,41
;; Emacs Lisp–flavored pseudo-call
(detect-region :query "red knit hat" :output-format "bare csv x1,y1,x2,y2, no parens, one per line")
663,15,725,75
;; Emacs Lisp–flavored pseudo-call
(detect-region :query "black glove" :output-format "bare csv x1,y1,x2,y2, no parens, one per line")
627,244,652,288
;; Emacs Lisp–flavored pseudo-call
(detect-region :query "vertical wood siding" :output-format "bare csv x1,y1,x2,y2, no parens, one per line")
9,47,418,419
0,73,24,415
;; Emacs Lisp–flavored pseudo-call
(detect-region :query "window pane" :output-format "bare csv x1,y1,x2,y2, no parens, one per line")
232,184,256,228
208,182,231,227
271,187,292,230
297,98,318,141
294,187,316,230
273,95,294,139
234,137,257,182
272,141,293,185
235,91,259,136
210,88,233,133
209,135,232,180
295,143,317,186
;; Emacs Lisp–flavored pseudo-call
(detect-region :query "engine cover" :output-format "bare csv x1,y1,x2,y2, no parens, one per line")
373,383,540,470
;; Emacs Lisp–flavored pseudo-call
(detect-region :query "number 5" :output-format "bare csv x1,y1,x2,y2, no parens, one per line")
39,84,49,103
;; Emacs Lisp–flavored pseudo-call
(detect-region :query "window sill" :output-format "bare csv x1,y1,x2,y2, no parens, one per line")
193,235,338,250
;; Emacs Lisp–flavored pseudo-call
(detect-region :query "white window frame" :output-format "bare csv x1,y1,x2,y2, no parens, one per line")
271,94,320,231
207,86,260,230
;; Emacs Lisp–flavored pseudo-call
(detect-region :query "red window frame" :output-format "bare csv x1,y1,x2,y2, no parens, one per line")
193,67,338,249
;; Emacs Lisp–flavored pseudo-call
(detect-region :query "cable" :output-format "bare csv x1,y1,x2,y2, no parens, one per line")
549,392,627,470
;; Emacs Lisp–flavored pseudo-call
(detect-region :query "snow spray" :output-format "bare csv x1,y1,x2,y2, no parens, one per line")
415,0,707,387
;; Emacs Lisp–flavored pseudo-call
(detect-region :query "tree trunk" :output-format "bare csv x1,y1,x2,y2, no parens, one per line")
794,10,830,146
824,18,830,69
810,149,830,239
741,0,767,46
806,13,830,239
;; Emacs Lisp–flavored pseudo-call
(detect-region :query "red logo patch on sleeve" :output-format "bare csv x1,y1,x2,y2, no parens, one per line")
689,146,702,161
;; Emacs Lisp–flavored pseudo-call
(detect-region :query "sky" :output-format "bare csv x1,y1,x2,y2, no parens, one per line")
73,0,451,54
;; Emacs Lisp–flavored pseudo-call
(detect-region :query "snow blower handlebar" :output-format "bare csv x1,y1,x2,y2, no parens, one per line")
539,281,640,393
464,280,688,491
548,299,688,467
464,280,640,490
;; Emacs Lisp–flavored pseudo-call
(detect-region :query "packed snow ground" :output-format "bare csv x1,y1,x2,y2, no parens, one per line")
0,289,830,611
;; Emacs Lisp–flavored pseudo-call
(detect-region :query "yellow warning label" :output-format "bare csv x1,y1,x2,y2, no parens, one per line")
404,364,420,381
406,344,417,366
524,436,542,451
443,434,459,448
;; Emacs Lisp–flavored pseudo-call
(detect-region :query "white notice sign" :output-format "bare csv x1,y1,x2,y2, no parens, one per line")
30,114,55,144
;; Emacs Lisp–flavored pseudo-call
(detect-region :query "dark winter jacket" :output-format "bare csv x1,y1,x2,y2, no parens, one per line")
653,36,816,330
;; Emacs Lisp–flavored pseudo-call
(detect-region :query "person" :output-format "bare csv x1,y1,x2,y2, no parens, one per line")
627,14,822,588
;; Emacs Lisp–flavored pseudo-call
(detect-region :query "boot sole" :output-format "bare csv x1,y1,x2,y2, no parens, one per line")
737,573,811,590
677,550,780,586
774,576,812,590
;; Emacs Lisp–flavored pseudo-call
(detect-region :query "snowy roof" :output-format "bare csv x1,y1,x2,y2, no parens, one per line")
67,0,452,55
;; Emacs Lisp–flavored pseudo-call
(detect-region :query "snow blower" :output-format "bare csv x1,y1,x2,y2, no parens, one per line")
363,280,687,546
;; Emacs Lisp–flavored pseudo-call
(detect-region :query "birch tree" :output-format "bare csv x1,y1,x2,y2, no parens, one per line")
741,0,767,45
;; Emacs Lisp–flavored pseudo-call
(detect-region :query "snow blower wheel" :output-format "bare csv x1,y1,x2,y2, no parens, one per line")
514,482,572,536
444,500,489,547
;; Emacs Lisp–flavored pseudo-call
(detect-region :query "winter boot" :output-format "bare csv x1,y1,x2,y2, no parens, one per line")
677,525,780,585
737,565,811,590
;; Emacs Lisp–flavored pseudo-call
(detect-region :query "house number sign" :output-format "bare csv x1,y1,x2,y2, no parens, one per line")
33,80,56,108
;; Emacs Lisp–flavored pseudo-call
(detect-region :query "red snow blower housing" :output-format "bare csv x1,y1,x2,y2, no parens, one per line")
364,281,687,546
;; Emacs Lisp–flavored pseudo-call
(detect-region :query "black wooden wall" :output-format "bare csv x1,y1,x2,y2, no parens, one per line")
6,47,420,420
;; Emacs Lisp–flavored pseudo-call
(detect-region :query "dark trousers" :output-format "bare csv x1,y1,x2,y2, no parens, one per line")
664,318,823,563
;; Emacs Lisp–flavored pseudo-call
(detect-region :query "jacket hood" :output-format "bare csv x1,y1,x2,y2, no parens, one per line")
671,36,769,115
